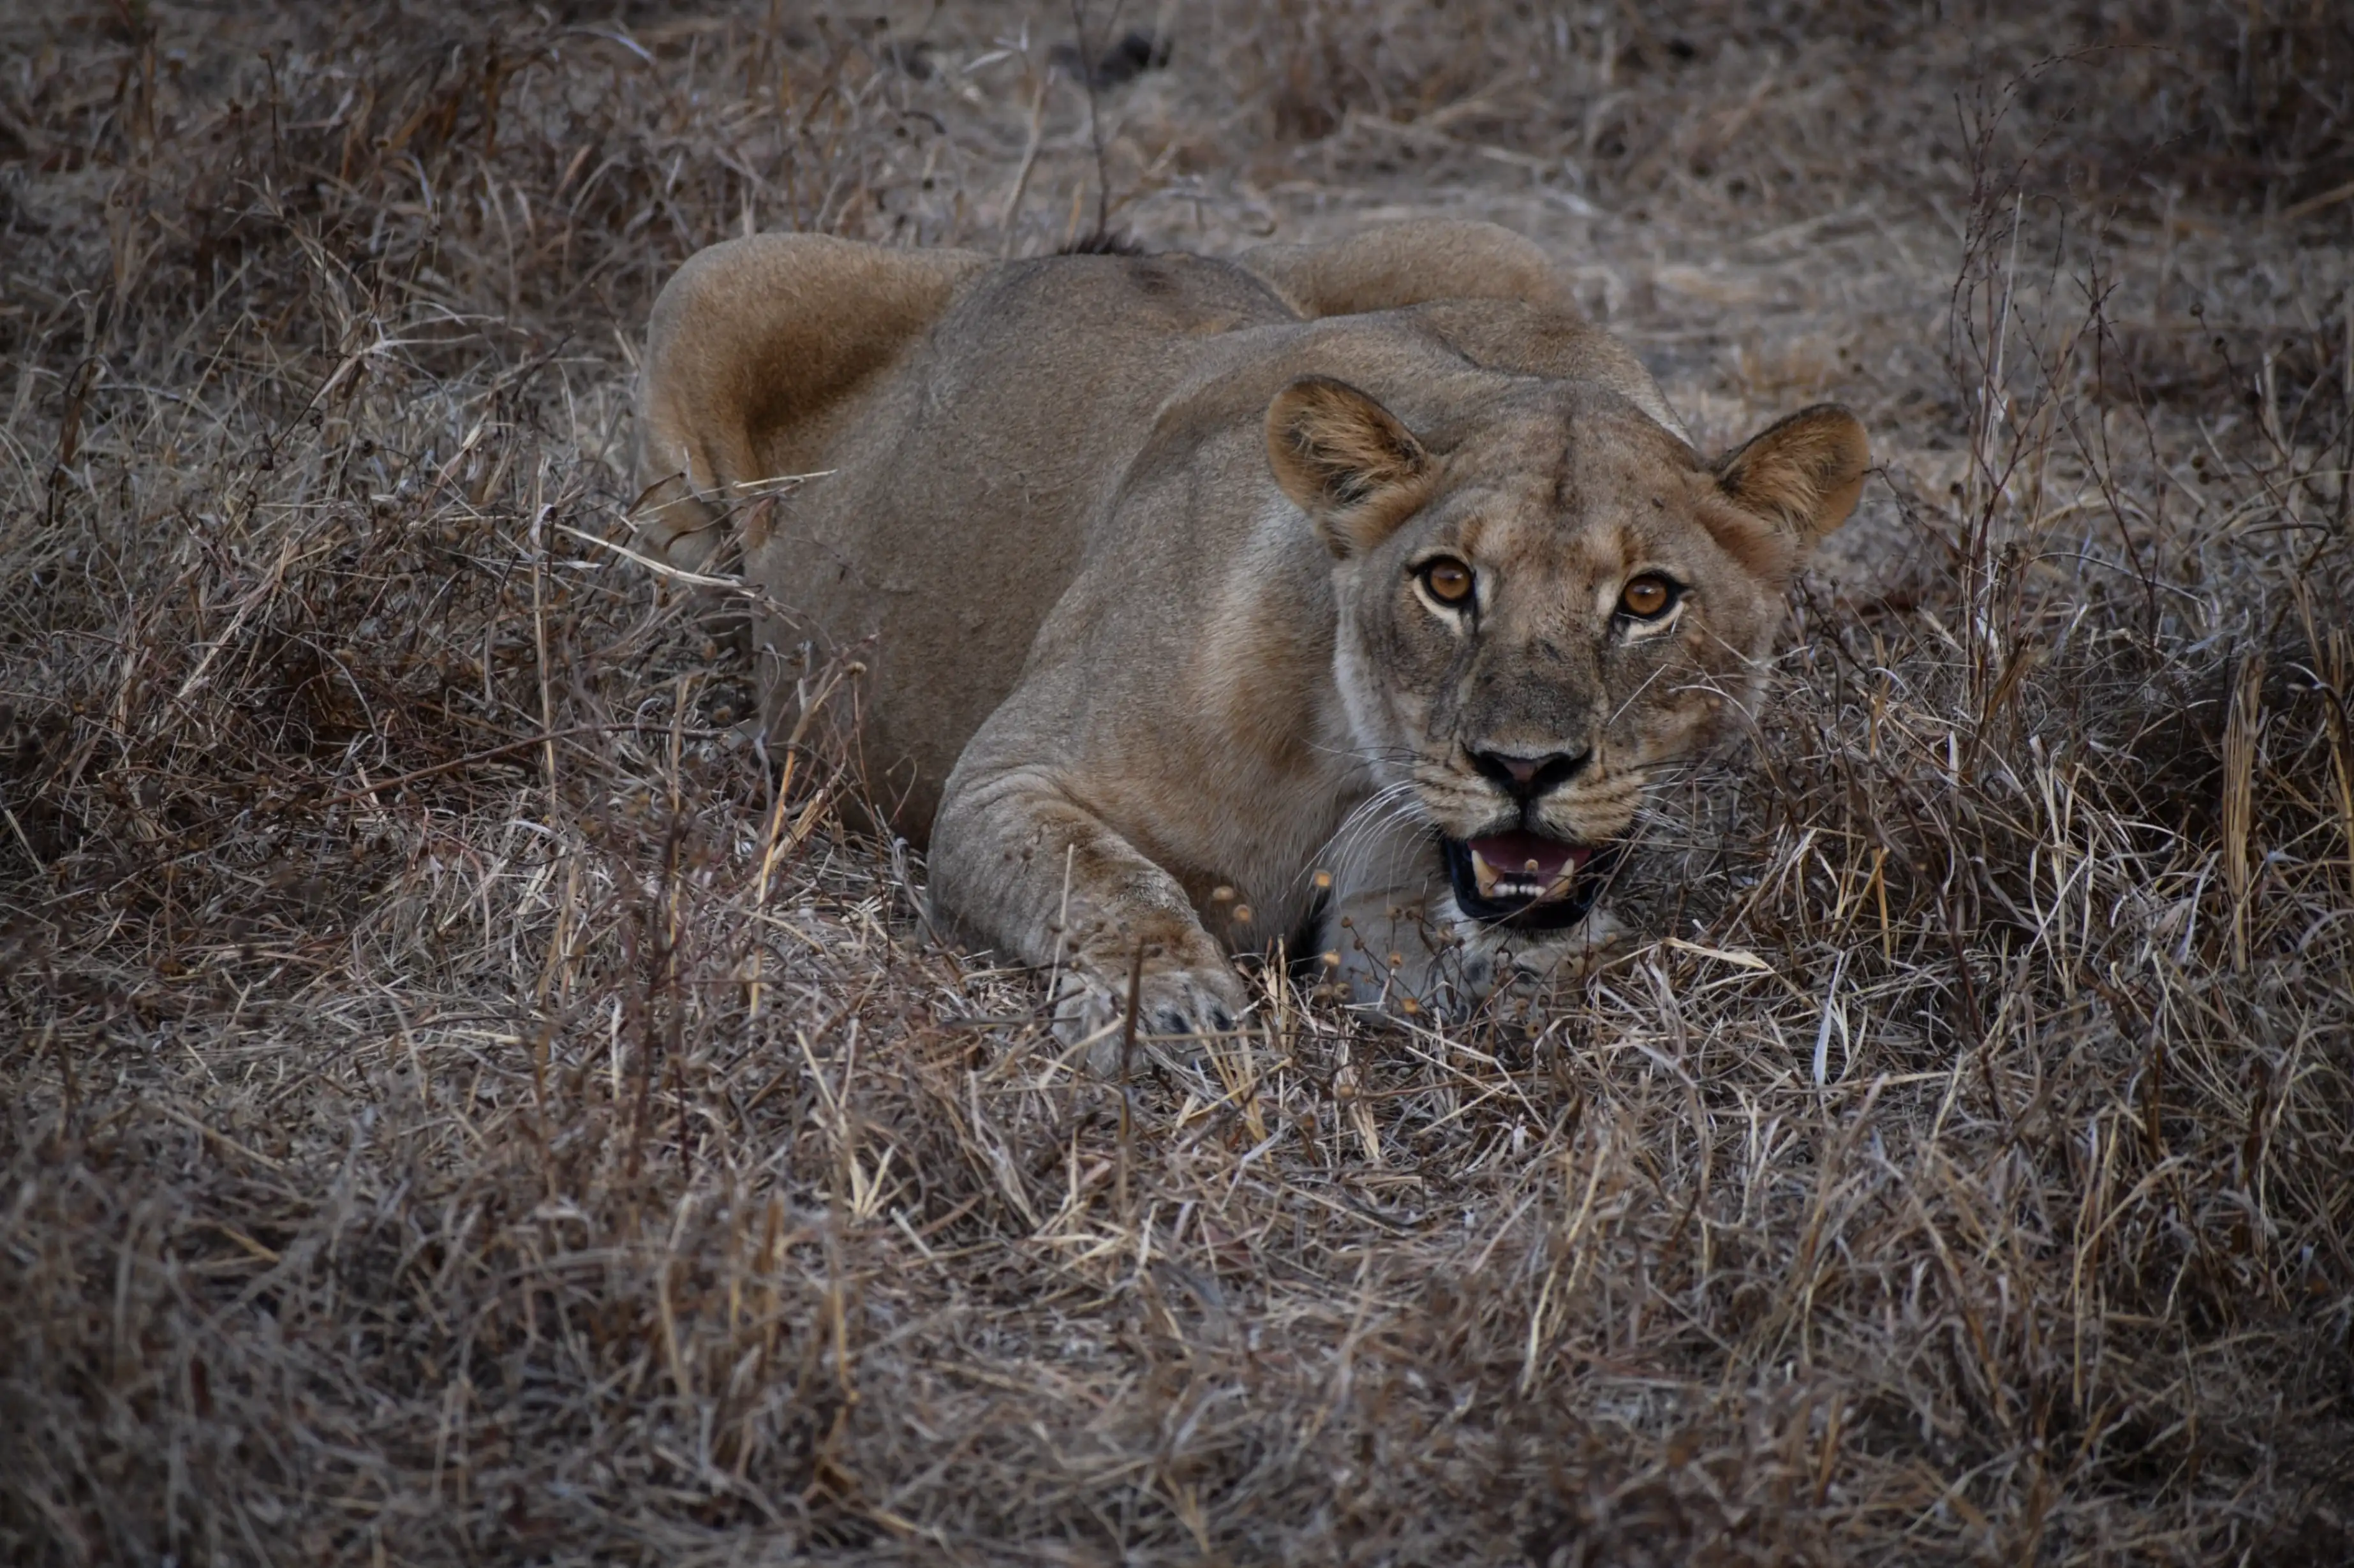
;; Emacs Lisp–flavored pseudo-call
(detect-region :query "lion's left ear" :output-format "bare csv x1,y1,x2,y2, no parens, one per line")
1708,404,1870,575
1266,376,1434,558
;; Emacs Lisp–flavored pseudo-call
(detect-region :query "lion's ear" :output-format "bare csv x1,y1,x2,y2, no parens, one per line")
1265,376,1433,557
1709,405,1870,571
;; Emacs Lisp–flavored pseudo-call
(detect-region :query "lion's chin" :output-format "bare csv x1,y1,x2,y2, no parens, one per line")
1439,830,1620,931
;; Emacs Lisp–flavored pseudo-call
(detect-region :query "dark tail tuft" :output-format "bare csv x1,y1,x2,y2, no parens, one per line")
1059,230,1148,256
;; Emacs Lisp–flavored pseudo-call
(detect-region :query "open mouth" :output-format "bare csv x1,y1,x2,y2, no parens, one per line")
1439,829,1620,930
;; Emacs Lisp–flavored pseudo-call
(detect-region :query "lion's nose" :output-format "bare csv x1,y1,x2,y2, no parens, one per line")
1468,747,1590,802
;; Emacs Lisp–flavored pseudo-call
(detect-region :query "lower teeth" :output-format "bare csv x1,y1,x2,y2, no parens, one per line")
1470,847,1568,904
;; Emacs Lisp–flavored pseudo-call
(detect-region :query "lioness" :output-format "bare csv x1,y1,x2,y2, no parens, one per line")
639,221,1865,1062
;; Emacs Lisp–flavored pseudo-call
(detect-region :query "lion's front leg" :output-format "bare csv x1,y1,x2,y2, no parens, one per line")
929,765,1248,1073
1319,823,1486,1016
1323,876,1492,1020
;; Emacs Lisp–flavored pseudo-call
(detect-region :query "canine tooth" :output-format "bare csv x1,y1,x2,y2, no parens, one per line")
1470,846,1500,900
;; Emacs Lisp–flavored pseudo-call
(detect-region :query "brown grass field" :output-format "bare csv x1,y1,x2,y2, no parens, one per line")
4,1,2354,1562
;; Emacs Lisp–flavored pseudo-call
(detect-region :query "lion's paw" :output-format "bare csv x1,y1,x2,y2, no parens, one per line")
1051,959,1250,1077
1487,908,1628,1003
1339,906,1629,1026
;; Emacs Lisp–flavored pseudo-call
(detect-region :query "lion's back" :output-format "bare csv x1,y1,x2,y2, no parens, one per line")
744,250,1301,829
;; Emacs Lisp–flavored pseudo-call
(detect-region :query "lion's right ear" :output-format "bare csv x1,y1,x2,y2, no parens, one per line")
1265,376,1434,557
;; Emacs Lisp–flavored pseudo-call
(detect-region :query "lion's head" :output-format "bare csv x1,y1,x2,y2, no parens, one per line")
1266,374,1868,931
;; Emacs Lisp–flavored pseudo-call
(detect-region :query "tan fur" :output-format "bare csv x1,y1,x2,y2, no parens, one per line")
1238,219,1575,320
638,221,1868,1064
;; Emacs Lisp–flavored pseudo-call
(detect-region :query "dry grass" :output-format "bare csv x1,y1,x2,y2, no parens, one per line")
4,2,2353,1562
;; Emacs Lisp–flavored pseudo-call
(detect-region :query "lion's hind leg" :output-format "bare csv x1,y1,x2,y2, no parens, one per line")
1238,219,1574,322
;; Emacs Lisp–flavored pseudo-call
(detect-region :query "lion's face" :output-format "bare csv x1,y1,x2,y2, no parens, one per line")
1268,376,1866,930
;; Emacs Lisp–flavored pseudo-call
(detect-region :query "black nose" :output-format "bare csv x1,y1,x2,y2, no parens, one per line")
1469,748,1590,801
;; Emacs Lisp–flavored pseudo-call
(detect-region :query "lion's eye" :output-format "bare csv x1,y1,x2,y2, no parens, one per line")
1419,559,1474,607
1618,573,1678,620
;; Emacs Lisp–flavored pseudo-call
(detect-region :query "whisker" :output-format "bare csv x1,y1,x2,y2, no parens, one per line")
1308,778,1422,891
1302,736,1421,768
1324,784,1438,898
1606,659,1677,728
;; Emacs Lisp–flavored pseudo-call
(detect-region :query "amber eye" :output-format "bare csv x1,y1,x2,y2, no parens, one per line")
1420,559,1474,606
1618,572,1678,619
